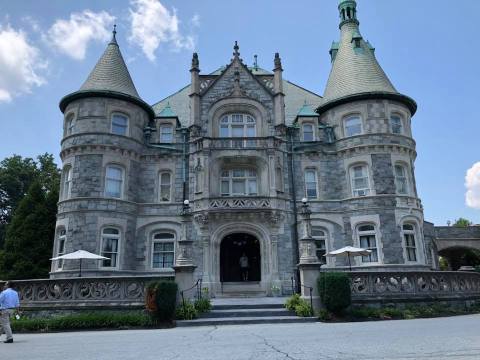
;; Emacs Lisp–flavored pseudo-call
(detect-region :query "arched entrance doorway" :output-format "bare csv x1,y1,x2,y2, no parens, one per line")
220,233,261,282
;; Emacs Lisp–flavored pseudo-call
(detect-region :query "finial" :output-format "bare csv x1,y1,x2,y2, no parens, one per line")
253,55,258,71
191,52,199,71
110,24,117,44
233,41,240,57
274,52,282,71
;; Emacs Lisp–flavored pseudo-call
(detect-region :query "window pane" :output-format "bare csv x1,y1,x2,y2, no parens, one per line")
112,115,128,136
103,228,119,235
161,173,171,185
220,125,229,137
403,224,414,231
359,224,375,232
345,117,362,136
312,227,325,237
233,169,244,177
160,126,173,142
232,180,246,194
107,167,122,180
391,116,402,134
303,124,314,141
246,125,255,137
248,179,257,195
305,171,316,182
232,126,243,137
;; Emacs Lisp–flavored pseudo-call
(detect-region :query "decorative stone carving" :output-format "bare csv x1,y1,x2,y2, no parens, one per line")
194,213,209,226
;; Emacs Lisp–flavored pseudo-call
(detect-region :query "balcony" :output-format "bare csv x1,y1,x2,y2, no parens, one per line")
191,137,284,151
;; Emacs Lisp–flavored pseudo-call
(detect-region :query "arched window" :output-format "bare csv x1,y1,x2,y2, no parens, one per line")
219,114,256,147
302,123,314,142
304,169,318,200
56,228,67,270
159,172,172,202
221,169,257,196
65,113,75,136
312,227,327,264
111,114,128,136
390,115,403,134
350,164,370,197
105,165,124,199
394,164,409,195
403,223,417,262
160,124,173,142
152,232,175,268
344,116,362,137
357,224,378,263
101,228,120,268
62,166,72,200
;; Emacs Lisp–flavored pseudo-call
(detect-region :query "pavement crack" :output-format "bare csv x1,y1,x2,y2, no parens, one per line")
253,333,299,360
204,325,218,341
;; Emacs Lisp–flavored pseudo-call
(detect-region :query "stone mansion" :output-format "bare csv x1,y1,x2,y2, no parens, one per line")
51,0,438,296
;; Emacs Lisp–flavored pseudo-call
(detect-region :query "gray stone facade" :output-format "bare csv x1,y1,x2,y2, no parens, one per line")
52,1,439,297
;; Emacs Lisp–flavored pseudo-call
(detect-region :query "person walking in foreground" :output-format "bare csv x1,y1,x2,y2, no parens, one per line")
0,281,20,343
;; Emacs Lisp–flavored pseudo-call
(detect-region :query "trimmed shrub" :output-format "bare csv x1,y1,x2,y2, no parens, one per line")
318,272,351,315
294,299,313,317
194,298,212,313
285,293,302,311
146,280,178,322
176,301,198,320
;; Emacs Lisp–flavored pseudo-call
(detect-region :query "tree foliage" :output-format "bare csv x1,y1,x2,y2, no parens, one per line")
453,218,473,228
0,154,60,279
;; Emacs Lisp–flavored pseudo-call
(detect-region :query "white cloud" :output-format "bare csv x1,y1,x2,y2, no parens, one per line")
191,14,200,27
465,162,480,209
0,25,46,103
129,0,195,61
47,10,115,60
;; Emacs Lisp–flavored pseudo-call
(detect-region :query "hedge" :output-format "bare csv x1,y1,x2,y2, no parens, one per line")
145,280,178,322
318,272,351,315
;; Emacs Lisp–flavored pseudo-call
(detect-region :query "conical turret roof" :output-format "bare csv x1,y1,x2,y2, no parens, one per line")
320,1,416,114
60,28,154,118
79,33,140,98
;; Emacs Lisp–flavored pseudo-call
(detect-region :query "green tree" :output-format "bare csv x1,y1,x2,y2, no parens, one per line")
0,181,58,279
0,154,60,248
453,218,472,227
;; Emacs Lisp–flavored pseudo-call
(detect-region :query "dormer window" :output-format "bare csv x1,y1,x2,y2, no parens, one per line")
160,124,173,143
302,123,314,142
111,114,128,136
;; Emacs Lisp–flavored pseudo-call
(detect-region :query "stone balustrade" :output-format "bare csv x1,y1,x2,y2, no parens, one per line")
1,275,173,309
349,271,480,303
191,136,283,151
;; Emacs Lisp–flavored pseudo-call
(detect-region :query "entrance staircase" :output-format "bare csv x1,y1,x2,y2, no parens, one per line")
176,297,317,327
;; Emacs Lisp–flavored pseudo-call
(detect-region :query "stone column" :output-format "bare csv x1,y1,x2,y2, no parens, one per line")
174,202,197,302
297,201,322,311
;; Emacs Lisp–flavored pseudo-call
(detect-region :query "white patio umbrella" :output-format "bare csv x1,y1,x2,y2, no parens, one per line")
325,246,371,271
51,250,108,277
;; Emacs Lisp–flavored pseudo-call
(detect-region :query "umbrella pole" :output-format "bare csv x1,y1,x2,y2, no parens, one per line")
348,252,352,271
79,258,82,278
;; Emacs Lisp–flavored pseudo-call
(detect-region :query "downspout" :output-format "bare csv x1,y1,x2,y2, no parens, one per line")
288,127,300,292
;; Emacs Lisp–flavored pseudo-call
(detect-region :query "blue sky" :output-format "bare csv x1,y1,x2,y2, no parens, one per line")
0,0,479,225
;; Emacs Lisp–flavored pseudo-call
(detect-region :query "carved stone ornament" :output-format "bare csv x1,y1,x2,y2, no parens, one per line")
194,213,209,226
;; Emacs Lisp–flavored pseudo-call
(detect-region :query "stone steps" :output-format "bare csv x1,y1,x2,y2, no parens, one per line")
176,297,317,327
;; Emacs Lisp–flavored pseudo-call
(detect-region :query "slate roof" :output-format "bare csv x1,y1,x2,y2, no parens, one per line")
79,34,141,100
296,101,318,117
158,102,177,118
323,22,397,103
152,67,323,126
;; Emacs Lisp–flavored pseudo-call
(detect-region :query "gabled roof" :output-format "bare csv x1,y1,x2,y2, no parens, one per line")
296,101,318,117
158,102,177,118
79,34,140,99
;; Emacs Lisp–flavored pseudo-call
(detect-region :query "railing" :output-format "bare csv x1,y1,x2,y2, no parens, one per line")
348,271,480,301
291,276,314,316
191,137,283,151
179,279,203,313
209,197,271,209
0,276,173,309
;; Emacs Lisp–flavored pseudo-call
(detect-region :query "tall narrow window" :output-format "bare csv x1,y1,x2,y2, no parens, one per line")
304,170,318,200
101,228,120,268
159,172,172,202
403,224,417,262
344,116,362,137
56,229,66,270
152,232,175,268
394,164,408,195
63,166,72,200
358,224,378,263
302,123,314,142
65,114,75,136
160,125,173,142
111,114,128,136
390,115,403,134
105,166,124,199
350,165,370,197
312,227,327,264
220,169,257,196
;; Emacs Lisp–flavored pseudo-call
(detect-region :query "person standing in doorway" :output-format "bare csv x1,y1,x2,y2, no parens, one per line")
239,253,249,281
0,281,20,343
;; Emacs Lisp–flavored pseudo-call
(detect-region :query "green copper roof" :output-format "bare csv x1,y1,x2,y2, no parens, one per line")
297,101,318,117
79,32,141,99
323,21,397,103
158,102,177,117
